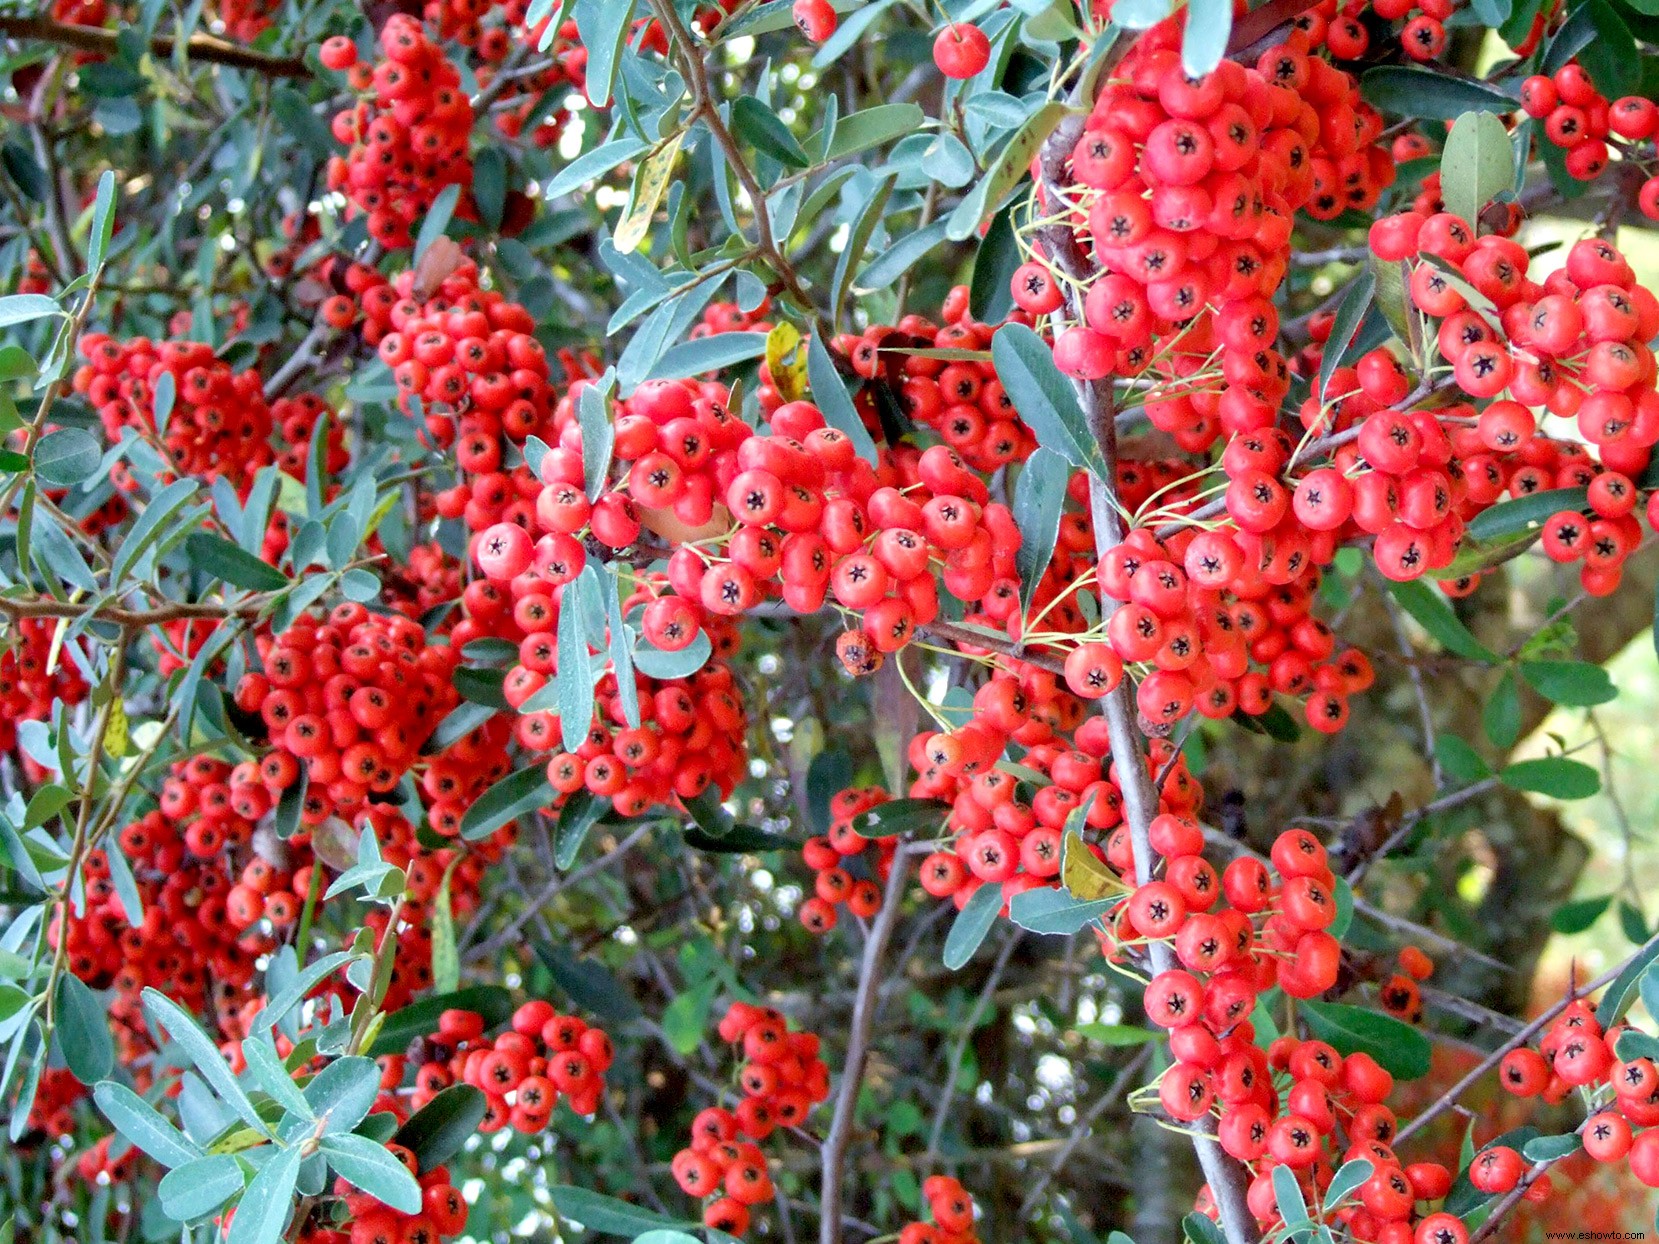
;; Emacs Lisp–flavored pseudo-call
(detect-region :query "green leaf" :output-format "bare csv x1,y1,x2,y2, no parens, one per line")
1596,936,1659,1028
1484,669,1521,749
225,1139,300,1244
1180,0,1231,76
54,974,113,1082
302,1055,380,1135
970,201,1020,324
412,183,462,267
942,881,1002,970
1007,886,1113,935
472,147,506,231
86,168,116,272
1272,1164,1310,1224
1465,487,1587,541
1440,111,1512,228
851,797,949,838
535,941,642,1023
1181,1214,1225,1244
460,765,552,841
1074,1023,1161,1046
555,567,598,750
807,331,879,466
93,1082,202,1168
1575,0,1639,96
142,987,267,1133
241,1032,312,1120
991,323,1101,475
1435,735,1491,784
1520,660,1615,707
185,532,290,591
857,220,950,291
1552,893,1613,935
367,987,513,1057
579,377,615,503
1360,66,1516,119
1522,1132,1582,1162
320,1133,422,1212
1325,1158,1374,1207
823,103,925,160
647,332,768,381
1387,579,1497,662
271,87,336,160
548,136,648,199
393,1084,488,1173
662,978,718,1054
159,1153,244,1222
632,631,712,679
1299,1001,1432,1080
1621,899,1649,946
555,789,609,869
1013,447,1068,614
946,101,1071,241
1499,756,1600,800
573,0,636,107
830,175,895,324
0,294,63,329
549,1186,691,1236
731,97,810,168
111,478,198,584
34,427,101,486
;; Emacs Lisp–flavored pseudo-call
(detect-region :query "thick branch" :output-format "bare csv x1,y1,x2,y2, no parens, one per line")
0,15,310,76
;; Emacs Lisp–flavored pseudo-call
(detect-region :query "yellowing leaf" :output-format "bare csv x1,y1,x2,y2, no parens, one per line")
615,131,684,256
765,322,808,403
1061,828,1126,902
104,697,129,758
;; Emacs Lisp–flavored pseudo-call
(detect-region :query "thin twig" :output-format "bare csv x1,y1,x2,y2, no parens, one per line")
0,15,309,76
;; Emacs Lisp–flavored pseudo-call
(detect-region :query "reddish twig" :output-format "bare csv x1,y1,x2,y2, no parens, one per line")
0,15,309,77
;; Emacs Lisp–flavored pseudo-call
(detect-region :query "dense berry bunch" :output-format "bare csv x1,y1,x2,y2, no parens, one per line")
25,1069,88,1140
670,1003,830,1235
406,1002,612,1126
356,259,561,502
1364,225,1659,593
1520,62,1659,212
322,18,477,250
0,617,90,760
1032,20,1392,386
73,335,277,486
234,605,462,823
1500,998,1659,1189
53,759,272,1062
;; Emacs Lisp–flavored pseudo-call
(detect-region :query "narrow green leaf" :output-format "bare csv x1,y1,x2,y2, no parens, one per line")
807,331,879,466
225,1140,300,1244
93,1082,202,1168
158,1153,244,1222
1013,447,1068,613
1180,0,1231,76
54,974,113,1082
942,881,1002,970
393,1083,488,1173
990,323,1101,474
1388,579,1497,662
185,532,290,591
460,765,553,841
412,183,462,267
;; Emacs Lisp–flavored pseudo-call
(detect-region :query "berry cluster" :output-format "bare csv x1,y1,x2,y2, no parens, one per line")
0,617,90,762
234,604,462,823
671,1003,831,1236
322,19,476,251
1366,225,1659,594
73,335,277,487
798,787,893,932
1035,20,1392,386
1520,63,1659,215
1500,999,1659,1189
301,1148,469,1244
408,1002,612,1127
899,1177,982,1244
